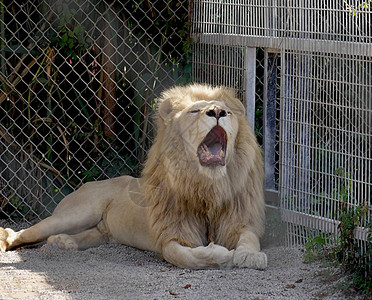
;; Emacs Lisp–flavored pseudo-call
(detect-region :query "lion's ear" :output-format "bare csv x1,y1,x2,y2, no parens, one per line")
231,98,246,116
158,98,173,120
221,89,246,116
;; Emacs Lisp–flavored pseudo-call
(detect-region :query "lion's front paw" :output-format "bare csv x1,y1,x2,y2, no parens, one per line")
47,234,78,250
233,246,267,270
206,243,234,268
189,242,234,268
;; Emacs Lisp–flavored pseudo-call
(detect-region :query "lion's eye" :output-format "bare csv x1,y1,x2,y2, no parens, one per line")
189,109,201,114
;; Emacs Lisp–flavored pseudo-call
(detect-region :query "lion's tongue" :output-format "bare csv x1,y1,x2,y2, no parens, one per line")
199,142,224,166
207,143,223,155
198,126,226,166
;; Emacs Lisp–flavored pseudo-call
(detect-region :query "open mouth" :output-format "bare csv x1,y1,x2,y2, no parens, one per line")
197,125,227,167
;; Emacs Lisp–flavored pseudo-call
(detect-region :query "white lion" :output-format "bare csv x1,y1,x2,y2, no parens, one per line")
0,84,266,270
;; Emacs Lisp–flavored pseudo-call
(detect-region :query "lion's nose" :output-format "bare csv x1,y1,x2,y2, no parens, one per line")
206,107,227,120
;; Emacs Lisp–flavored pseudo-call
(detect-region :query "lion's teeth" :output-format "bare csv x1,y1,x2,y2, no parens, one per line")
202,144,210,157
219,150,224,157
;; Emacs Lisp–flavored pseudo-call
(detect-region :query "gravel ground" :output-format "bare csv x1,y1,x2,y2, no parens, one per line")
0,241,362,300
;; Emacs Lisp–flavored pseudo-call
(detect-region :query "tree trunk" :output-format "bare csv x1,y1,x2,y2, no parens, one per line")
101,5,117,140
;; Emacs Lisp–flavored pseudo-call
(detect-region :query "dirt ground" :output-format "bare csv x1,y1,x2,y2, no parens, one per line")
0,207,365,300
0,236,362,300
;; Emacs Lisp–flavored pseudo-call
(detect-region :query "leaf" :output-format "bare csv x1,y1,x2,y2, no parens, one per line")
61,33,68,43
68,39,74,49
37,77,49,84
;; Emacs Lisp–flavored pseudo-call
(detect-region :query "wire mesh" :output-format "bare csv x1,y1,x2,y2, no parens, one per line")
192,43,245,97
281,50,371,246
191,0,372,53
191,0,371,249
0,0,190,223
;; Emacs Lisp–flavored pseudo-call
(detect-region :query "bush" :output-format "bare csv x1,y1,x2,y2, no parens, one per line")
304,201,371,296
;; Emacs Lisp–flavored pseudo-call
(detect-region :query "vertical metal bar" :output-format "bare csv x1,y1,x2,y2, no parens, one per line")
298,52,311,213
279,48,288,217
280,50,294,209
244,47,256,127
263,50,278,191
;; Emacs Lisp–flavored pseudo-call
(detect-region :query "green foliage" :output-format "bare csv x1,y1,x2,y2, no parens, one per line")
7,196,26,220
336,201,371,294
344,0,372,16
304,201,372,295
52,26,91,60
303,234,332,263
179,21,193,58
48,3,92,59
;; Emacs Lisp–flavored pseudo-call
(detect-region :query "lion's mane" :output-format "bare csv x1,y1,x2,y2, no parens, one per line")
143,84,264,252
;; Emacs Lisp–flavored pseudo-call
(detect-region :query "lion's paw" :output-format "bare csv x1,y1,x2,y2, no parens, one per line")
0,228,20,251
191,243,234,268
233,246,267,270
207,243,234,268
47,234,78,250
0,227,9,252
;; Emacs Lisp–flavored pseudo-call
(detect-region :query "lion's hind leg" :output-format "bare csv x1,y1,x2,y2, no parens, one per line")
0,201,107,252
0,216,63,251
47,219,108,250
0,181,115,252
47,224,107,250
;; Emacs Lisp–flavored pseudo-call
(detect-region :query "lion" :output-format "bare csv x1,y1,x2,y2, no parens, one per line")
0,84,267,269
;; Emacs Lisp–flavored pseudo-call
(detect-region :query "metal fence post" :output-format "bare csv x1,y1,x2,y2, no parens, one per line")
263,50,278,191
244,47,256,127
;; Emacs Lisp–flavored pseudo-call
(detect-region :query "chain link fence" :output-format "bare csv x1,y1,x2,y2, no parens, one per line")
0,0,191,223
